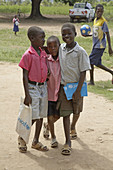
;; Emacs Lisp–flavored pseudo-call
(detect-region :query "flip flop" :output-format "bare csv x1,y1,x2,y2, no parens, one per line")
51,138,58,148
61,144,71,155
43,122,49,139
31,142,49,151
18,136,27,153
70,130,77,140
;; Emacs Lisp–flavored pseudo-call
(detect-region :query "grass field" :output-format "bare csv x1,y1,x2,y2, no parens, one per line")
0,27,113,65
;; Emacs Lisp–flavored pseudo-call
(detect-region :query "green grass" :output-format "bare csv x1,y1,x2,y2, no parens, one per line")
88,80,113,102
0,28,30,63
0,27,113,65
41,4,70,15
0,4,31,14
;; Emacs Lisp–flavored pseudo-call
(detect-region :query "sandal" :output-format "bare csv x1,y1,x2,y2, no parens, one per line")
70,130,77,140
61,144,71,155
18,136,27,153
51,138,58,148
43,122,49,139
31,142,49,151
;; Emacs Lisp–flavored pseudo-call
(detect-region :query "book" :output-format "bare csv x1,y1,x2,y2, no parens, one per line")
63,82,87,100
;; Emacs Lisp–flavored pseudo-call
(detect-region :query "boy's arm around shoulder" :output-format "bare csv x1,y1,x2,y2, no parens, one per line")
23,69,32,106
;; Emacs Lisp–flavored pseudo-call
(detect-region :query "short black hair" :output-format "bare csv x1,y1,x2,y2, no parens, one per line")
95,4,104,11
61,23,77,36
27,26,44,40
47,35,60,45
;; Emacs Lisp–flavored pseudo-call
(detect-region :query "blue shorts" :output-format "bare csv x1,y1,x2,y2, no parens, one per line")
89,48,105,66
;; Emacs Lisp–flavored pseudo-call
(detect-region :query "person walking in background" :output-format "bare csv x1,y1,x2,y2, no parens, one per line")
88,4,113,85
13,15,19,35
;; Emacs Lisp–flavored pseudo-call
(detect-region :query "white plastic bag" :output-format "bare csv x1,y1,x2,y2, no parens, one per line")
15,21,19,26
16,98,32,144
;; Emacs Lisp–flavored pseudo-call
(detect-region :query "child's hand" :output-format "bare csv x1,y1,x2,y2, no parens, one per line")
82,33,92,37
72,90,81,101
24,95,32,106
108,47,113,56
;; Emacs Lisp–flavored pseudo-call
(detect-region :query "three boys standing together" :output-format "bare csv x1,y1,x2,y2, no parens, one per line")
18,4,113,156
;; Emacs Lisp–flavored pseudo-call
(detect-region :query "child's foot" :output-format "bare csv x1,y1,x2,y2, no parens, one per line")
51,138,58,148
43,122,49,139
88,81,95,85
31,142,49,151
18,136,27,153
70,129,77,140
61,144,71,155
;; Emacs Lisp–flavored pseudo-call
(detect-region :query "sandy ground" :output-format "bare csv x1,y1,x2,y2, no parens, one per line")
0,15,113,170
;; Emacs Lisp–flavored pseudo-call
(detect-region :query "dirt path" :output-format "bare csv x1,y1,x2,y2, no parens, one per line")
0,62,113,170
0,16,113,170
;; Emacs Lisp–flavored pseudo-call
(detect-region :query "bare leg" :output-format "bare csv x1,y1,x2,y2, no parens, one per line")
48,116,56,139
71,113,80,131
97,64,113,74
32,118,43,145
63,115,71,147
88,64,95,85
32,118,49,151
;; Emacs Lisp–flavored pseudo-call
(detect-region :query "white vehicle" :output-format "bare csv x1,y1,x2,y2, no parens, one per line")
69,2,95,22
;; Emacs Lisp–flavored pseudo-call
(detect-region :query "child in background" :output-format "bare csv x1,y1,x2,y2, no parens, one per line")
18,26,49,153
88,4,113,85
43,36,61,148
13,15,19,35
58,23,91,155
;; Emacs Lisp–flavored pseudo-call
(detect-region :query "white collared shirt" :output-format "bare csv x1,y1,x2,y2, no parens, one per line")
59,42,91,85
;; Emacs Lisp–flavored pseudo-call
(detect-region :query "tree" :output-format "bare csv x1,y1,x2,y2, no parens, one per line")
29,0,43,18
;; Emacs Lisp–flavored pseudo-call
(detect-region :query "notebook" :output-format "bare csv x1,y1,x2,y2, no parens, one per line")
63,82,87,100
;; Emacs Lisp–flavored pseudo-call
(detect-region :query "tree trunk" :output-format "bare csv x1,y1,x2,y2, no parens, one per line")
29,0,43,18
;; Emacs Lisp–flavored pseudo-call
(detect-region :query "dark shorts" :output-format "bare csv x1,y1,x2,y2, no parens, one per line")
48,101,60,117
89,48,105,66
57,85,83,117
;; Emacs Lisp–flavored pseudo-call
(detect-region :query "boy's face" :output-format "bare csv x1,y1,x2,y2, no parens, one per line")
61,27,75,45
96,7,103,19
47,40,59,57
31,30,45,48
